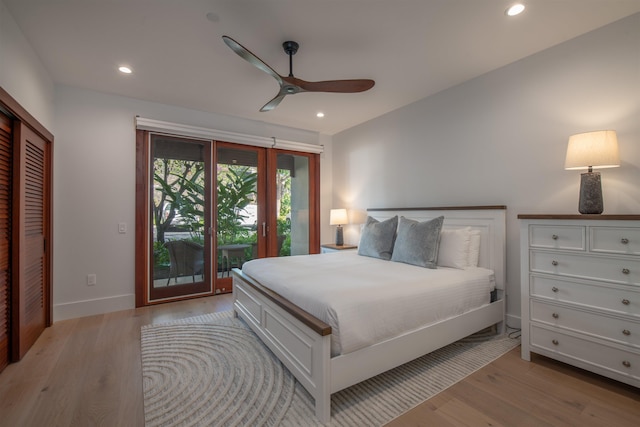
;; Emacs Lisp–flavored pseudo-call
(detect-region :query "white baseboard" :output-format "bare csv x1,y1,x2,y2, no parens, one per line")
505,313,521,331
53,294,135,322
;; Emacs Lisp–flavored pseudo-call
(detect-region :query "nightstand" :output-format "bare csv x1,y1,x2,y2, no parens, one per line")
320,243,358,254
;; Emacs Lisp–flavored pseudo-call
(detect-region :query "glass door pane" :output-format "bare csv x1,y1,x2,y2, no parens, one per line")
149,135,211,301
275,152,310,256
216,145,262,293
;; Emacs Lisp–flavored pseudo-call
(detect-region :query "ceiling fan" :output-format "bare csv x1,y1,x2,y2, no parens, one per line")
222,35,375,112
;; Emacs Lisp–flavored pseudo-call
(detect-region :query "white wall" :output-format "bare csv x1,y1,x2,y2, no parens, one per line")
332,14,640,327
319,133,334,245
52,86,325,320
0,0,54,130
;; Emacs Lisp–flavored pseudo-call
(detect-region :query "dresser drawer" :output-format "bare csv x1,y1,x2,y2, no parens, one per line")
591,227,640,256
530,275,640,317
530,325,639,383
530,300,640,348
530,251,640,286
529,225,585,251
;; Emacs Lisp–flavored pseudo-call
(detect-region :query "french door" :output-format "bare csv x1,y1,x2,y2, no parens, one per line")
267,150,318,258
136,131,319,305
148,134,212,302
214,145,320,292
214,143,263,294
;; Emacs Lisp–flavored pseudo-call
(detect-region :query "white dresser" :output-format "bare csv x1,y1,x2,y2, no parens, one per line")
519,214,640,388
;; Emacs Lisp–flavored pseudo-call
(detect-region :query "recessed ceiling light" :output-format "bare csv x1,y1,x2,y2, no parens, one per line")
118,66,133,74
316,112,325,118
506,3,525,16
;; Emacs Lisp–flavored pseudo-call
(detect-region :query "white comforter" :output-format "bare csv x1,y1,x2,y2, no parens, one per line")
241,252,495,356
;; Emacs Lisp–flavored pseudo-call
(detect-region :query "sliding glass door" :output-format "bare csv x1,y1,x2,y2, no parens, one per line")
149,135,212,301
215,143,263,293
271,151,314,257
136,131,320,305
214,147,319,291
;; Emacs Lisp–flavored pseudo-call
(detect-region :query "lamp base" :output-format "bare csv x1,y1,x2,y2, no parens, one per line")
335,225,344,246
578,171,603,214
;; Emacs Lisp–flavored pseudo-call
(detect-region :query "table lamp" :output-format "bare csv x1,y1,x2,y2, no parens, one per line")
564,130,620,214
329,209,348,246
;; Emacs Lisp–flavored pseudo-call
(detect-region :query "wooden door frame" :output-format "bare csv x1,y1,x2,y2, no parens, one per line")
134,130,150,307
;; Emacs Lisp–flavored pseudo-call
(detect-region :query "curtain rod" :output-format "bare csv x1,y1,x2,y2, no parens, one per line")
135,117,324,154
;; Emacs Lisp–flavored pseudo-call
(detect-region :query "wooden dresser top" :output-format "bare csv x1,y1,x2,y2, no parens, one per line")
518,214,640,220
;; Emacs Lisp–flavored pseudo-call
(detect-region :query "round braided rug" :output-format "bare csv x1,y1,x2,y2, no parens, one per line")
142,312,520,427
141,314,295,427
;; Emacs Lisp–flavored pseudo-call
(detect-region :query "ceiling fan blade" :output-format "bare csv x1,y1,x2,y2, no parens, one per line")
289,78,375,93
222,35,283,85
260,93,288,112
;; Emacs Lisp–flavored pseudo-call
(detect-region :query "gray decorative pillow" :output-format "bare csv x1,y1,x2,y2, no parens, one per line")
357,215,398,260
391,216,444,268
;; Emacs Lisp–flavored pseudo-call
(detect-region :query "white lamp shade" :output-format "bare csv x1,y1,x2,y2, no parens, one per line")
564,130,620,170
329,208,348,225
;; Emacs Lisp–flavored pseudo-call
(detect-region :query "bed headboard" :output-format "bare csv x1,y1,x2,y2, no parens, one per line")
367,206,506,291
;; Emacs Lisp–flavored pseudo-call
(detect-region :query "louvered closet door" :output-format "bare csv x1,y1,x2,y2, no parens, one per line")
0,112,12,372
13,122,50,361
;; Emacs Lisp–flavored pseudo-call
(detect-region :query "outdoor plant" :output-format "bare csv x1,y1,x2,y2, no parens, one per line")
216,165,258,245
153,158,292,264
153,158,205,244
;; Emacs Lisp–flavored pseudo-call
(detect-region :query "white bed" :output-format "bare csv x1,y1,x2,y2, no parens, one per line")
232,206,506,423
241,251,496,357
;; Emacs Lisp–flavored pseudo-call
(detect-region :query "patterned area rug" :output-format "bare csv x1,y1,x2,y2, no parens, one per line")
141,311,519,426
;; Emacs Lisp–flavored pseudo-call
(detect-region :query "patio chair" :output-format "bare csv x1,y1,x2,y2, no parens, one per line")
165,240,204,284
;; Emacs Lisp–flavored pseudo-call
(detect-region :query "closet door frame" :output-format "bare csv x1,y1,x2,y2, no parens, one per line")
0,87,54,362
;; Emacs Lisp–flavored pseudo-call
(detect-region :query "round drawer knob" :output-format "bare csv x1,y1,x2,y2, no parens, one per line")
622,299,630,305
621,238,629,244
551,286,559,293
622,268,630,275
552,313,559,319
622,360,631,368
552,234,558,240
622,329,631,336
552,339,559,345
552,260,558,266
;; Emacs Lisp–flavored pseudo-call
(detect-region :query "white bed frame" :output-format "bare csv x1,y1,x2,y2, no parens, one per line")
232,206,506,423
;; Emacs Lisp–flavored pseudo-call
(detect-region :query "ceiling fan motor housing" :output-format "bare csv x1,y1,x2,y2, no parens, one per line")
282,41,299,55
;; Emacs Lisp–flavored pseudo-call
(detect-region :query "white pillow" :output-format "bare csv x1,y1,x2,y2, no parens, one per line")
437,227,471,269
467,229,481,268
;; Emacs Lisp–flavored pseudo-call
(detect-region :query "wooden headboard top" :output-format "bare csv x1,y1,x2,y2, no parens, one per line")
368,205,507,212
366,206,507,290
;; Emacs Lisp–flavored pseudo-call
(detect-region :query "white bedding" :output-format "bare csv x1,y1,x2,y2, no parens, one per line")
241,251,495,356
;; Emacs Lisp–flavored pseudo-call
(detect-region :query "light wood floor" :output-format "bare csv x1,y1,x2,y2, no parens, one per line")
0,295,638,427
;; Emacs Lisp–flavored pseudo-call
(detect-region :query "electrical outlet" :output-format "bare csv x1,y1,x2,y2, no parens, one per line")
87,274,97,286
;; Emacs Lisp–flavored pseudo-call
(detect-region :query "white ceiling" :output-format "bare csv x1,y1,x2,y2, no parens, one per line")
5,0,640,135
